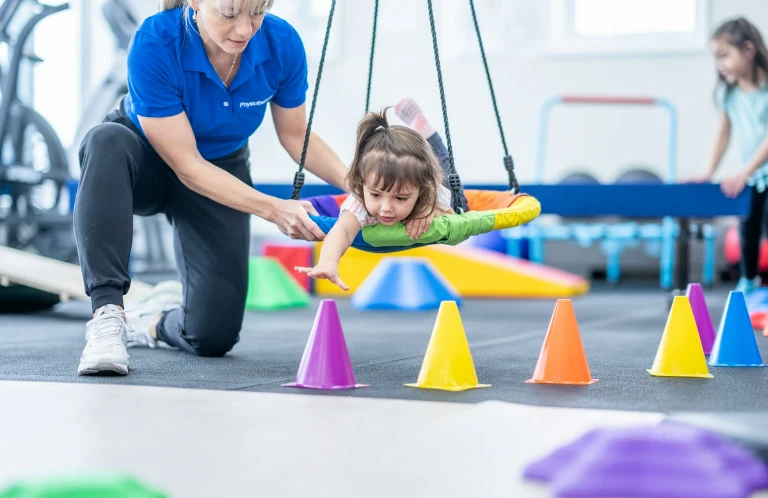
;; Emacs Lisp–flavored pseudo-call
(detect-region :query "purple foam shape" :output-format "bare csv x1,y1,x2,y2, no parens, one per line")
708,433,768,491
283,299,369,390
686,283,716,355
306,195,341,217
523,429,603,482
523,423,768,498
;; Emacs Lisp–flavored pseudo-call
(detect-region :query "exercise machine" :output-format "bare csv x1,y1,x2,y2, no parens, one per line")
67,0,137,177
0,0,74,264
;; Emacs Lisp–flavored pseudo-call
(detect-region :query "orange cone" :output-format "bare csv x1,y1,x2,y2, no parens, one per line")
764,324,768,337
525,299,598,385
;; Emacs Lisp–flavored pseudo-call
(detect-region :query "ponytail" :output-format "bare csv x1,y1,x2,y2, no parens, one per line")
158,0,186,11
353,108,392,161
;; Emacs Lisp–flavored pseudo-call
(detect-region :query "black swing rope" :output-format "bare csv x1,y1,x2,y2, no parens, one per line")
291,0,519,208
290,0,337,200
468,0,519,194
364,0,379,112
426,0,464,214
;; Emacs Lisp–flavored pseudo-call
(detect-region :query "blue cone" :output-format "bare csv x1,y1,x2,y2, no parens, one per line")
351,257,461,311
709,291,765,367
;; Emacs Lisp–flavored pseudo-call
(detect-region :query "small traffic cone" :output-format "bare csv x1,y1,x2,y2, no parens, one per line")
405,300,490,391
709,291,765,367
526,299,598,385
686,283,716,355
246,256,310,310
648,296,713,378
351,257,461,311
283,300,369,390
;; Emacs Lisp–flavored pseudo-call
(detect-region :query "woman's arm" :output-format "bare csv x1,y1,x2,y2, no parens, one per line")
271,102,349,191
139,112,326,241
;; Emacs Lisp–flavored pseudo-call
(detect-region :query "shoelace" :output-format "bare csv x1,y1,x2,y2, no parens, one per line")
89,313,127,348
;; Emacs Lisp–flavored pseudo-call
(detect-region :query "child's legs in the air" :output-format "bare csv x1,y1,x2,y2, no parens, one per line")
395,98,469,212
426,132,469,212
737,185,768,293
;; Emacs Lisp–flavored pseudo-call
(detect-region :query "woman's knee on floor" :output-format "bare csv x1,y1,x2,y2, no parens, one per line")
182,305,245,357
186,326,241,357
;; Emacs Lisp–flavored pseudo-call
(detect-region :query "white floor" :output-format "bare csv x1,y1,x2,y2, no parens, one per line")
0,381,766,497
0,380,669,497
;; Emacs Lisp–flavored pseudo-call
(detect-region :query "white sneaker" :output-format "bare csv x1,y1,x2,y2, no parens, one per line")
78,304,130,375
125,280,183,349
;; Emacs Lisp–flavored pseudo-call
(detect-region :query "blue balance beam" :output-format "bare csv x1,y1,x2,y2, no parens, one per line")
251,183,752,219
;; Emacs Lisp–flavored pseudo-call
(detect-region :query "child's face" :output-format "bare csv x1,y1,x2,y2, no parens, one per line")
711,37,754,84
362,177,419,226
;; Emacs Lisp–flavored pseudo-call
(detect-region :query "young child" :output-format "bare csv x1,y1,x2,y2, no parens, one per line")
295,100,463,290
694,18,768,294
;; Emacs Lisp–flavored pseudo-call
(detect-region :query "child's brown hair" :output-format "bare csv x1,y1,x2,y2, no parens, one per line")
712,17,768,98
346,108,443,222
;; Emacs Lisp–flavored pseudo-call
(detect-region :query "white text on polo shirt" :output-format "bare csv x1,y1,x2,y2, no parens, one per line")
240,94,273,108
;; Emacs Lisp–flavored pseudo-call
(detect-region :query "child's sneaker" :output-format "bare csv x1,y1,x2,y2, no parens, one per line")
78,304,130,375
125,280,183,348
734,276,761,295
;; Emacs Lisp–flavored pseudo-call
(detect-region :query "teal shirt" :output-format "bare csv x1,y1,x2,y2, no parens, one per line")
717,82,768,192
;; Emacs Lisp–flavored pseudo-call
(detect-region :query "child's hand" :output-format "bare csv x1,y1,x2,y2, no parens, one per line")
404,212,435,239
721,170,750,198
295,262,349,291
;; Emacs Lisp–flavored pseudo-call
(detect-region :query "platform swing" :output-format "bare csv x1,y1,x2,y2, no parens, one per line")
289,0,540,253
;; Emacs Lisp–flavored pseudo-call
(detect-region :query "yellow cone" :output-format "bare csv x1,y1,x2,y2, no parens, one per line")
405,300,491,391
647,296,713,378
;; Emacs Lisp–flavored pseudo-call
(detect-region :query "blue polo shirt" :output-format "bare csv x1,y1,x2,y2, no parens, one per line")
124,7,308,160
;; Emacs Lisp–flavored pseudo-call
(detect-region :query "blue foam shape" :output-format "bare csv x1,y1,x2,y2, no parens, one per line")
351,257,461,311
710,291,765,367
745,288,768,313
469,230,507,253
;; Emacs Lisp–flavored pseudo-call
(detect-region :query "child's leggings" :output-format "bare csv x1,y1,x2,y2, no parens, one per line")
426,132,470,212
740,185,768,279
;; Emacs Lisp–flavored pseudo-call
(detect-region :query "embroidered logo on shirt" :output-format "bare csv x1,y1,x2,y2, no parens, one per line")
240,94,274,108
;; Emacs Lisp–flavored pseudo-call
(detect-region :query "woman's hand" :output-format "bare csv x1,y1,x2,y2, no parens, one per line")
268,199,326,241
404,211,436,239
721,170,750,198
295,262,348,291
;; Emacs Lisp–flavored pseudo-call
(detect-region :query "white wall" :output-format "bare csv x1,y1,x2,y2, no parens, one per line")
76,0,768,186
248,0,768,187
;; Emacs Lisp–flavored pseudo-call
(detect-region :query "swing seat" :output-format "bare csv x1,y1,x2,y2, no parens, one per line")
306,190,540,253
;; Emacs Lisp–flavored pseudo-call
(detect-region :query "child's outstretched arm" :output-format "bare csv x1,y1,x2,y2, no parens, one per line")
704,111,732,180
294,210,362,290
722,121,768,197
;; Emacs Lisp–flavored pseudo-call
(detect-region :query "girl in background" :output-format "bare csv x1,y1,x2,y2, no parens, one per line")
695,17,768,294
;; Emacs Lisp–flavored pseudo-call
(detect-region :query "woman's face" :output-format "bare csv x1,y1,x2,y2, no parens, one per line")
194,0,268,55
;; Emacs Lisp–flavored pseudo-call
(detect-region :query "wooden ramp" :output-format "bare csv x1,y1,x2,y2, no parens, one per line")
0,246,153,306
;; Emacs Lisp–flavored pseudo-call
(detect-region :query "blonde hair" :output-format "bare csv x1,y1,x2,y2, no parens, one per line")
157,0,274,15
347,109,444,222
